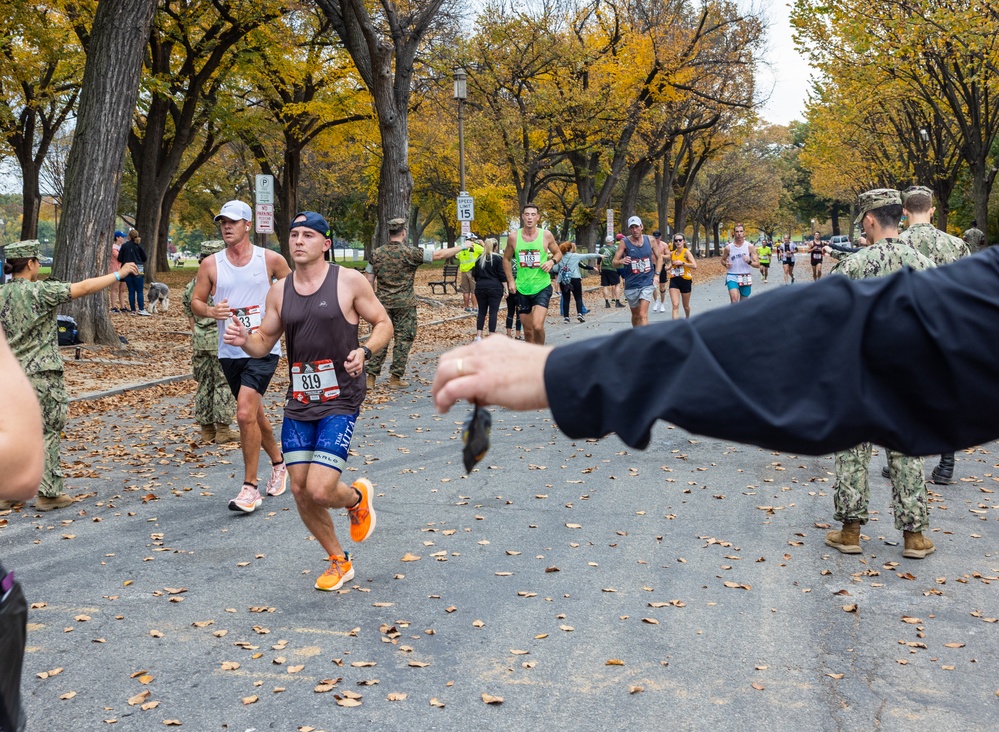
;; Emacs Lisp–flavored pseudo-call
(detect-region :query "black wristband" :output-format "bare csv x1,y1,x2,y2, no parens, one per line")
360,345,371,360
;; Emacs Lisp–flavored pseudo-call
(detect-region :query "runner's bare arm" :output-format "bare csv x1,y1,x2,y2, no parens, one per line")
749,245,760,269
0,324,43,500
721,245,731,268
612,241,629,267
344,269,392,375
541,232,561,272
191,256,225,319
503,234,517,292
685,249,697,269
223,279,285,357
69,262,138,299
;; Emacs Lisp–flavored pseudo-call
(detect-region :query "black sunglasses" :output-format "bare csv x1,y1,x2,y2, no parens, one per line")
673,238,684,242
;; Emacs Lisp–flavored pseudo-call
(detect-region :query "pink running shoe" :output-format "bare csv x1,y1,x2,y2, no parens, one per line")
228,483,262,513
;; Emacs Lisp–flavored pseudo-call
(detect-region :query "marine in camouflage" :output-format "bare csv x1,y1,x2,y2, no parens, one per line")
962,226,985,253
366,242,429,309
366,305,417,379
27,372,68,498
901,223,969,266
833,444,928,532
834,238,935,280
832,227,932,530
183,278,235,425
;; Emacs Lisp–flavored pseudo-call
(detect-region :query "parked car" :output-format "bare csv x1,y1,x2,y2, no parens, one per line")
37,256,53,266
829,235,852,247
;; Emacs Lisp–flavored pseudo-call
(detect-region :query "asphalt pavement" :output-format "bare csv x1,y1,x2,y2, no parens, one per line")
2,262,997,732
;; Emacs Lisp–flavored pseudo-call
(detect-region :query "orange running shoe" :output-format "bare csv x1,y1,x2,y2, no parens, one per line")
348,478,376,542
315,554,354,591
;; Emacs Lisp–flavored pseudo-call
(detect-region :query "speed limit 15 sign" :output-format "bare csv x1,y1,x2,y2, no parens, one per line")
457,195,474,221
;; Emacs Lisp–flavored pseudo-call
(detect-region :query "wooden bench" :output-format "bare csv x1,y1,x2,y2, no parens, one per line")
428,264,459,294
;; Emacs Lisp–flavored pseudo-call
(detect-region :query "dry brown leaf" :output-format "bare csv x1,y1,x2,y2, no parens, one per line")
241,696,258,705
387,692,407,701
220,662,240,671
559,625,574,632
287,665,305,673
350,661,376,668
629,685,644,694
842,604,858,613
128,691,151,706
481,693,504,705
751,682,765,691
163,720,182,726
59,692,77,700
901,616,922,625
430,698,445,708
826,673,845,679
605,659,625,666
641,618,659,625
409,661,430,668
149,630,164,638
141,700,160,711
510,649,529,655
401,553,422,562
137,675,154,685
943,643,966,648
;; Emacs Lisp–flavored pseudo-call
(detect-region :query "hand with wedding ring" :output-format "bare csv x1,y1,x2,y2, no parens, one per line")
432,337,552,413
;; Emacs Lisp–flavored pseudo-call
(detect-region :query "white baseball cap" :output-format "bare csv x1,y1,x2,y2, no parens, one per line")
627,215,642,228
214,200,252,222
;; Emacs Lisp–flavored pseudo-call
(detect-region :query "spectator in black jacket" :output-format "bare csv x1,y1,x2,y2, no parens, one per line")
117,228,150,316
472,237,506,341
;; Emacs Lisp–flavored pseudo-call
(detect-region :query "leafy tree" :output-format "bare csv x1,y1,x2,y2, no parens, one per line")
0,0,83,240
53,0,158,344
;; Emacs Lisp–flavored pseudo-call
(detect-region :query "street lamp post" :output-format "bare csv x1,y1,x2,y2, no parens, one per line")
454,67,467,196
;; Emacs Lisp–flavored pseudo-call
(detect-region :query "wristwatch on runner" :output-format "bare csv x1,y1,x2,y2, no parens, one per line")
360,345,371,360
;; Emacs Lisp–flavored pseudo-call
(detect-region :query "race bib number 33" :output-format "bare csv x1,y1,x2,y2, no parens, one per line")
231,305,262,332
291,360,340,404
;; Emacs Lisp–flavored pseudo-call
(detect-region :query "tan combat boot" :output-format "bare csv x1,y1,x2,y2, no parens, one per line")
902,531,936,559
214,424,240,444
388,375,410,389
34,493,74,512
200,423,216,443
365,374,376,389
825,521,863,554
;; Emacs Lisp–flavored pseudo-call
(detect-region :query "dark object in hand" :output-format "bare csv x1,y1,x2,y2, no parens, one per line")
462,404,492,473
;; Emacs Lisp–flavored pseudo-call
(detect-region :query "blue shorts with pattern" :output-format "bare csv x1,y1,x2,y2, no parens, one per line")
281,413,357,473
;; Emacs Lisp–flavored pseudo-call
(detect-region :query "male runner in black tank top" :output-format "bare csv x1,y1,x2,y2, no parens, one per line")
224,212,393,591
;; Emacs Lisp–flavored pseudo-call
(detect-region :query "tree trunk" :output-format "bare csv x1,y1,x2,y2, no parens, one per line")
19,165,42,241
970,162,991,247
54,0,157,345
621,158,652,224
712,220,721,256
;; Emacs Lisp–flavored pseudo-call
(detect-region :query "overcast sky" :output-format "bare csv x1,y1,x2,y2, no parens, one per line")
758,1,813,126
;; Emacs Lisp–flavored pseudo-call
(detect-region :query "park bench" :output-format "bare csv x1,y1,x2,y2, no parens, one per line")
428,264,459,294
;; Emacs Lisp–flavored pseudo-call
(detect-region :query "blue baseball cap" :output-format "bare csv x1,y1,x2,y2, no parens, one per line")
290,211,330,238
114,230,126,238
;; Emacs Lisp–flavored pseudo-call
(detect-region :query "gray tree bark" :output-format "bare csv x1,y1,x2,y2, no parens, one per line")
52,0,157,345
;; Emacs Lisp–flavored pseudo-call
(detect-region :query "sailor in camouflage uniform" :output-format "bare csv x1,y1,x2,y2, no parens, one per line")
364,217,467,389
962,220,985,253
826,190,938,559
0,239,137,511
182,240,237,445
898,186,969,484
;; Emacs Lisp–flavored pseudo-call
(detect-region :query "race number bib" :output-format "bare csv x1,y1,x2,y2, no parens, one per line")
518,249,541,268
736,273,752,287
231,305,262,332
671,266,684,277
291,360,340,404
631,257,651,274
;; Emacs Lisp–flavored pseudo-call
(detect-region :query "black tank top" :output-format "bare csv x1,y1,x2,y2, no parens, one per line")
282,265,364,419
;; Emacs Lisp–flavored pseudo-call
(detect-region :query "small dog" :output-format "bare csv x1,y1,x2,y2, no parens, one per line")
146,282,170,313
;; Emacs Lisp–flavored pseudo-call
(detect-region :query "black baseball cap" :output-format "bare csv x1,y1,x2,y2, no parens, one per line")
290,211,331,238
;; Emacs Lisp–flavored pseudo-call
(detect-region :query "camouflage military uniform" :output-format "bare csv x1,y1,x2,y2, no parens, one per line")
182,278,235,427
962,226,985,253
0,277,73,498
901,223,970,266
832,237,935,531
365,242,431,379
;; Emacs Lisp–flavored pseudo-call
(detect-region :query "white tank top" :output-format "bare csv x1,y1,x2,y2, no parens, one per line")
214,246,281,358
728,241,752,276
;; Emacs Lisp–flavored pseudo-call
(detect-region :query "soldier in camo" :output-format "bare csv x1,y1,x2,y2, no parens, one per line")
962,220,985,253
0,239,137,511
899,185,969,485
826,189,938,560
182,241,237,445
900,186,970,266
364,217,467,389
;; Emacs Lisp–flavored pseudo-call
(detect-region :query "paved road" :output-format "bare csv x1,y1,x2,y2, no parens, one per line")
3,263,997,731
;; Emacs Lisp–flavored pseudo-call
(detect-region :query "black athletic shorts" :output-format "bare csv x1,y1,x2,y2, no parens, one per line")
517,285,553,314
668,278,692,294
219,353,280,398
600,269,620,286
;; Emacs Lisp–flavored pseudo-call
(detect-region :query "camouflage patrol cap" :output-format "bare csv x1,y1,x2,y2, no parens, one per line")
901,185,934,206
854,188,902,227
387,217,407,229
4,240,40,260
200,240,225,256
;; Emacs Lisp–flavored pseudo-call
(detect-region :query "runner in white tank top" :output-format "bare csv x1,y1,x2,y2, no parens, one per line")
722,223,759,303
190,200,292,513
